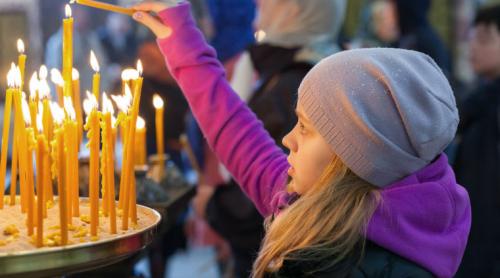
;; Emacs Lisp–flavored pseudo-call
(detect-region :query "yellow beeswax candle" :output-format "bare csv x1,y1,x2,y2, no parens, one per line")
0,67,16,208
90,50,100,103
17,39,26,91
153,94,165,171
73,0,134,15
62,5,73,96
135,116,146,165
84,92,100,236
35,129,47,247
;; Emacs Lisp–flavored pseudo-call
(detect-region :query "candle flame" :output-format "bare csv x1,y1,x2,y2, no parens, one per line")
13,66,22,88
136,60,143,76
111,94,130,114
38,79,51,100
153,94,164,109
21,98,31,126
102,92,114,115
72,68,80,80
50,68,64,86
121,68,139,81
65,4,72,18
136,116,145,129
36,111,44,133
64,96,76,121
90,50,100,72
29,72,39,100
6,65,14,88
50,102,65,125
83,91,98,116
39,65,48,80
17,39,25,54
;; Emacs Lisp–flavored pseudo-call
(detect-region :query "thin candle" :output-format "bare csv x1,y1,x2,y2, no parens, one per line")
84,91,100,237
135,116,146,165
52,104,68,245
21,98,35,236
102,93,117,233
0,66,17,208
38,70,54,203
35,116,47,247
17,39,26,91
90,50,100,103
72,69,83,147
62,4,73,100
153,94,165,171
71,0,134,16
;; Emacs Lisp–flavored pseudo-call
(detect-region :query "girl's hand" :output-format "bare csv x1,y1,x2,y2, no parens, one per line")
132,1,182,39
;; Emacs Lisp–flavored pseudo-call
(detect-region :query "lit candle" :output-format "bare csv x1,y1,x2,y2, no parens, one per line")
35,115,47,247
17,39,26,91
72,0,134,16
102,93,117,233
51,104,68,245
11,66,28,213
111,86,132,210
50,68,64,106
29,73,39,135
122,61,143,229
90,50,100,103
22,98,36,236
135,116,147,165
72,68,83,146
62,4,73,99
0,66,16,208
39,66,54,203
153,94,165,171
84,91,100,236
64,96,79,220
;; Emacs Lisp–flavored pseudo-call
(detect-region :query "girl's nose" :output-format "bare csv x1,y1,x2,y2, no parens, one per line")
282,129,297,152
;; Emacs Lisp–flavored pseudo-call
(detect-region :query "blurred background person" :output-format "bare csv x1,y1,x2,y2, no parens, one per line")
45,3,109,97
453,4,500,277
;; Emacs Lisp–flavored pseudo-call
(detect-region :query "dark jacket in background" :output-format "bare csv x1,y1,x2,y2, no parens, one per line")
454,78,500,277
266,241,434,278
395,0,451,76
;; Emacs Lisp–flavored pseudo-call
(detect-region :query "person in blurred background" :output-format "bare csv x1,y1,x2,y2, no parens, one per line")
97,13,138,82
454,4,500,277
45,4,109,95
394,0,452,76
138,40,189,171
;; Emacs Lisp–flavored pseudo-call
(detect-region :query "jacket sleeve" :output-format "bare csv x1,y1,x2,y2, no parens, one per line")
155,2,290,216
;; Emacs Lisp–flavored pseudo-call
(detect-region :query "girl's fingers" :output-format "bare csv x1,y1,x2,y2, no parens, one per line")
133,11,172,39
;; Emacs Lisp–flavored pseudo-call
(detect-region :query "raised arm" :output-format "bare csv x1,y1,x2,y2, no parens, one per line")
133,2,290,216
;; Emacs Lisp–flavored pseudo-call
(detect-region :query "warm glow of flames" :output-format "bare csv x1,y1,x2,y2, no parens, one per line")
90,50,100,72
136,60,143,76
65,4,72,18
50,102,65,125
153,94,164,109
72,68,79,80
38,79,51,100
6,65,14,88
64,96,76,121
17,39,25,54
83,91,98,116
136,116,145,129
21,98,31,126
102,92,114,115
36,111,43,133
11,64,22,88
121,68,139,81
50,68,64,86
29,72,39,100
39,65,48,80
254,30,266,42
111,94,130,114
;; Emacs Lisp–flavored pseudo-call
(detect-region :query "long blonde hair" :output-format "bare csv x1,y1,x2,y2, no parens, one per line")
253,155,381,277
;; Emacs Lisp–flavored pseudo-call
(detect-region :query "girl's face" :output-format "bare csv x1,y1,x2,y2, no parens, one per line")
282,103,335,195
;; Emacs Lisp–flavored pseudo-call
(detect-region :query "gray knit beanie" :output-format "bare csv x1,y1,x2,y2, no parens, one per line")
298,48,458,187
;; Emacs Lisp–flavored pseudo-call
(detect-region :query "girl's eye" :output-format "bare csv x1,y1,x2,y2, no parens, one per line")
298,122,306,134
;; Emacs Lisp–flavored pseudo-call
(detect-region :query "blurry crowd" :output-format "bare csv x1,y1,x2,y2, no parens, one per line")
38,0,500,277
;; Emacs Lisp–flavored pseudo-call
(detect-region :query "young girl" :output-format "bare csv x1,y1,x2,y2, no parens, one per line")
132,2,471,277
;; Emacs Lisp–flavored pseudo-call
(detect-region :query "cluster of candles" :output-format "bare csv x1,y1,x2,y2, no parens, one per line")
0,4,167,248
